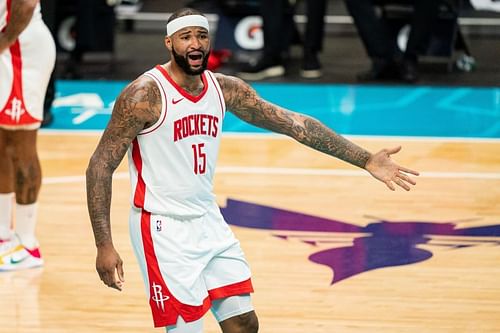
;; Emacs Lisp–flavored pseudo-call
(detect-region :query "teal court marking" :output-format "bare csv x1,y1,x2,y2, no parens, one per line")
46,80,500,138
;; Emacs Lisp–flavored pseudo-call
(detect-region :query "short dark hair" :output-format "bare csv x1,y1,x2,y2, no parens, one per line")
167,8,205,24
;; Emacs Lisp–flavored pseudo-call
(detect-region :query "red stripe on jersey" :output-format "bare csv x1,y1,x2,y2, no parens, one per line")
140,210,212,327
6,0,12,22
208,278,254,300
206,71,225,118
155,65,208,103
131,139,146,208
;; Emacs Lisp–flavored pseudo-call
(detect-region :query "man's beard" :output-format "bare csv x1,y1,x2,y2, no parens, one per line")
172,46,209,75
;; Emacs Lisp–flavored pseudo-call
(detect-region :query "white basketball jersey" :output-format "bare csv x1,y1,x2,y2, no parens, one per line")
127,66,226,218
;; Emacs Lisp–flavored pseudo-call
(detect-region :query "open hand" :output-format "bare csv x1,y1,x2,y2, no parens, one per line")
365,146,419,191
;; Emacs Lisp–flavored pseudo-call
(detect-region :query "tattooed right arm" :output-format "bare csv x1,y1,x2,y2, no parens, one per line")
86,76,160,248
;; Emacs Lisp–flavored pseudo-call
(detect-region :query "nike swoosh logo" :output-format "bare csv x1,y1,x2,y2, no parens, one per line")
172,98,184,105
10,255,28,265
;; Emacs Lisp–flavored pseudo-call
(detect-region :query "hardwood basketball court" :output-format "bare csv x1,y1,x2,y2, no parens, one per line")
1,132,499,333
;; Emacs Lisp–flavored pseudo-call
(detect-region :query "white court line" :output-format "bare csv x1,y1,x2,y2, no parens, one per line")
217,167,500,180
221,132,500,143
43,167,500,185
40,130,500,143
43,173,129,185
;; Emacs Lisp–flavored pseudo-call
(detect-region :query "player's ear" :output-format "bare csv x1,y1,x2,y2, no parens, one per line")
164,36,172,51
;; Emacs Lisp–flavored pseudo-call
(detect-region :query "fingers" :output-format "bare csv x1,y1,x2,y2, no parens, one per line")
386,147,420,176
385,178,410,191
399,165,420,176
385,146,402,155
99,271,123,291
394,177,410,191
98,266,124,291
111,281,123,291
105,279,122,291
396,172,416,185
98,270,117,290
117,261,125,283
385,171,417,191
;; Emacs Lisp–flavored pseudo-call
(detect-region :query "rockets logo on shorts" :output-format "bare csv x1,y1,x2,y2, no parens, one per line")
151,282,170,311
5,97,26,123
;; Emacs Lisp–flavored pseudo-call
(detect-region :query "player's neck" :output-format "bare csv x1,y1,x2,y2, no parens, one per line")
165,62,203,93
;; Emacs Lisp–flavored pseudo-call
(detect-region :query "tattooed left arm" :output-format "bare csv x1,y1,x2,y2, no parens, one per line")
216,73,371,168
216,73,419,190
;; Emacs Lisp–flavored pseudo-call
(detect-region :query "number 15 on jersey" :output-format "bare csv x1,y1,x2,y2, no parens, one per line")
191,143,206,175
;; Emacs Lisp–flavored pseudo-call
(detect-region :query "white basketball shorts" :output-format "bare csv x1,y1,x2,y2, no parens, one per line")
129,201,254,327
0,19,56,130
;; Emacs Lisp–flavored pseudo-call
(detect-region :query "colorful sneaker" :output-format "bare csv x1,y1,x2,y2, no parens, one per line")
0,237,43,271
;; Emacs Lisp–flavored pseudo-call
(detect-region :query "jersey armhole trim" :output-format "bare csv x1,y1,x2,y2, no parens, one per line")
139,72,168,135
206,71,226,119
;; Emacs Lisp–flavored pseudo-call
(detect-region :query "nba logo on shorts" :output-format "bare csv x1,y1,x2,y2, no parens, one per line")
156,220,162,232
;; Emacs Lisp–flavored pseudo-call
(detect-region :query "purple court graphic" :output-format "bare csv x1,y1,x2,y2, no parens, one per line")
221,199,500,285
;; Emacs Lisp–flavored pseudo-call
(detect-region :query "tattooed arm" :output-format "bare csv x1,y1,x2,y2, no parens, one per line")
217,74,371,167
86,76,161,290
216,73,419,190
0,0,37,53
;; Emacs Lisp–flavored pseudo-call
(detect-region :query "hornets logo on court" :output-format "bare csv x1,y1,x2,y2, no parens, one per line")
221,199,500,285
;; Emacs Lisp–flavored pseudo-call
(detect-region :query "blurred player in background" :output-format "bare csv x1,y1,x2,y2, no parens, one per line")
0,0,56,270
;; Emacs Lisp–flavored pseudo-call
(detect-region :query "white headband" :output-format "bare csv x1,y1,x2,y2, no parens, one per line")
166,15,210,36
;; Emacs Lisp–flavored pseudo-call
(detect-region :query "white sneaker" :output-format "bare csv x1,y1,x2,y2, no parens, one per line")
0,236,43,271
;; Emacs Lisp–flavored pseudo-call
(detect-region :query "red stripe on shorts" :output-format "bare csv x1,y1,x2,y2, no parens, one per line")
1,0,39,125
140,210,211,327
0,39,39,125
208,278,254,300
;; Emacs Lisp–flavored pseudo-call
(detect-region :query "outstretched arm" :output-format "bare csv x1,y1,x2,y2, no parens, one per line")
217,74,418,190
0,0,38,53
86,75,160,290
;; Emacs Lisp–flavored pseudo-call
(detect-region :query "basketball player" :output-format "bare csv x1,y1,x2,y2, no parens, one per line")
86,7,419,333
0,0,56,270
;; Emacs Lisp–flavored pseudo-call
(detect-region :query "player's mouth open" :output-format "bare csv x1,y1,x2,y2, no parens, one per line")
188,53,203,66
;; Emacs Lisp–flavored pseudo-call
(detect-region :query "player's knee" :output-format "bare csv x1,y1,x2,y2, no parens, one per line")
232,311,259,333
245,314,259,333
